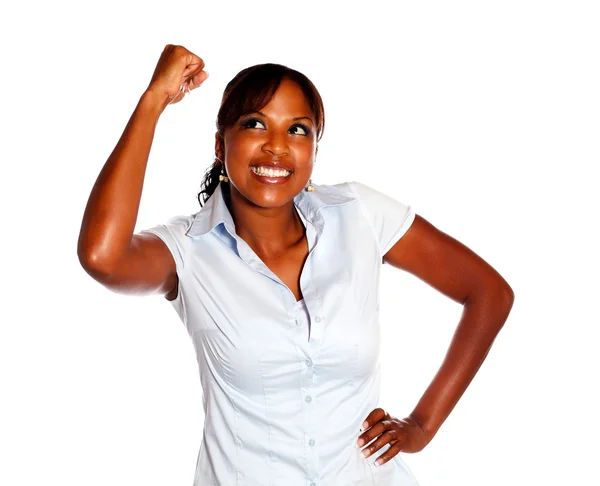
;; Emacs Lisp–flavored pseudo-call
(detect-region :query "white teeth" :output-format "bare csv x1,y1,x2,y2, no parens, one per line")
251,166,291,177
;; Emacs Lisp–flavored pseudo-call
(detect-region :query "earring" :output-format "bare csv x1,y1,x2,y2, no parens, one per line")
306,179,314,192
217,159,229,183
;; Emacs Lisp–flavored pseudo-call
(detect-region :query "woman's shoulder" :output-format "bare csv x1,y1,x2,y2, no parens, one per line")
317,180,355,194
328,181,411,208
311,181,363,202
164,212,198,228
317,181,404,209
139,212,199,241
320,180,380,198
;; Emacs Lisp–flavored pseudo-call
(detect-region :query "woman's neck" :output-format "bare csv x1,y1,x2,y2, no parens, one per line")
226,188,305,258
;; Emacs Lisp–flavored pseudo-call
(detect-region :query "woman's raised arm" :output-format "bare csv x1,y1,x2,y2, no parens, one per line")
77,45,207,297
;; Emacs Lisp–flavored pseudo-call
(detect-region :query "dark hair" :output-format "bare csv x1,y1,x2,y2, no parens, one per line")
196,63,325,207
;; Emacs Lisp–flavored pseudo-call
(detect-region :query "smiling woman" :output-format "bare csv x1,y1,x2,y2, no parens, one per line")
199,63,325,212
77,44,514,486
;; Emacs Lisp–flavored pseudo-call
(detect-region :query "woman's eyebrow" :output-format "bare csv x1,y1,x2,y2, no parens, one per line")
249,111,314,124
293,116,314,123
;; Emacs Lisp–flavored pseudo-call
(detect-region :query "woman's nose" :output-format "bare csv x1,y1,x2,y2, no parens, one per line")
261,130,289,156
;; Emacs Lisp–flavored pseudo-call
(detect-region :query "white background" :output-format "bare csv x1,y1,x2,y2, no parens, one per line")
1,1,598,485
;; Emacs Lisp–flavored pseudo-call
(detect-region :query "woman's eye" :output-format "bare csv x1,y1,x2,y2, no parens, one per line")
289,124,310,136
241,118,266,129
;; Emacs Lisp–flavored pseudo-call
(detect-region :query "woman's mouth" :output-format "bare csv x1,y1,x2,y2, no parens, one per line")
250,165,292,184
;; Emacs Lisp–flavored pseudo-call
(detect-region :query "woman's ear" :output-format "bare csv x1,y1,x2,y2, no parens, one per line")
215,132,224,162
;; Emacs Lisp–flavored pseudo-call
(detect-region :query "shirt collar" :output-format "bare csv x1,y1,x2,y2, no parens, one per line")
185,182,356,238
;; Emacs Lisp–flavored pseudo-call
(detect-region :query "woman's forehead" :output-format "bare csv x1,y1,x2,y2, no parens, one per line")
254,79,313,117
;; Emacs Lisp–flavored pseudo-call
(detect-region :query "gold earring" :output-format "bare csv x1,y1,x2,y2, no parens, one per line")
217,159,229,183
306,179,314,192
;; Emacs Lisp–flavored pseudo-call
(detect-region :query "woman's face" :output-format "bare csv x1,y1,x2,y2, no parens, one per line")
220,78,318,209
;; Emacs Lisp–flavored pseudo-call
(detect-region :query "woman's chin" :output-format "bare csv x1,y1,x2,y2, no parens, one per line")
231,184,300,209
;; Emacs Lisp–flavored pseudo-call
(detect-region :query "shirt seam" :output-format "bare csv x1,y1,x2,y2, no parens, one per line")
140,226,189,325
260,365,274,485
380,205,415,258
162,223,190,324
212,349,241,485
347,183,383,261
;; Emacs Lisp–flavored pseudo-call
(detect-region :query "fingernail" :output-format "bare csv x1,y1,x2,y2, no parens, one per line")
375,459,383,467
362,421,369,429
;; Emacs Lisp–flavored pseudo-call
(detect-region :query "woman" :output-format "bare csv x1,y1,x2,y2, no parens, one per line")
78,45,514,485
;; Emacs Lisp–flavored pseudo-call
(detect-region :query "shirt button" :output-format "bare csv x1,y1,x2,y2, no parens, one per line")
314,316,321,323
309,439,315,447
305,359,312,367
305,395,312,403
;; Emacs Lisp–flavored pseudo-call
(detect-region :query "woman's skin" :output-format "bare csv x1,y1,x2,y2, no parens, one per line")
216,78,318,302
358,215,514,464
78,45,514,469
217,75,515,465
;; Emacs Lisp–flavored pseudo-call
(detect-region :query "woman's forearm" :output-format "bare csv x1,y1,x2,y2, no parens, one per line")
77,90,165,275
409,285,514,443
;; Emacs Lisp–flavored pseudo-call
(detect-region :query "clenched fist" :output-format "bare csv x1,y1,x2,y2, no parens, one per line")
145,44,209,111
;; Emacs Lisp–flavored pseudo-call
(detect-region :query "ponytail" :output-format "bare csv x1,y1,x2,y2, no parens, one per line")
197,159,228,207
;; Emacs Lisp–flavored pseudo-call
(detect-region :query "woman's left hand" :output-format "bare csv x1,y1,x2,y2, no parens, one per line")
357,408,430,466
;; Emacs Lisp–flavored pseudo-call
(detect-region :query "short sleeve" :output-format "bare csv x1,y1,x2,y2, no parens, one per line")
139,214,194,271
138,214,195,317
347,181,416,260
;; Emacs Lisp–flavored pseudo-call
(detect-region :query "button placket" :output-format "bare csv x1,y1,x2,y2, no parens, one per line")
291,208,323,484
302,351,318,481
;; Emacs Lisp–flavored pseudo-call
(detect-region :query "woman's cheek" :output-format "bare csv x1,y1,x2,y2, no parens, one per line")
227,128,260,147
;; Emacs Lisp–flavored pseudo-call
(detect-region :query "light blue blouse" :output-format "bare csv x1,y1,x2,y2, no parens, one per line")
141,181,418,486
